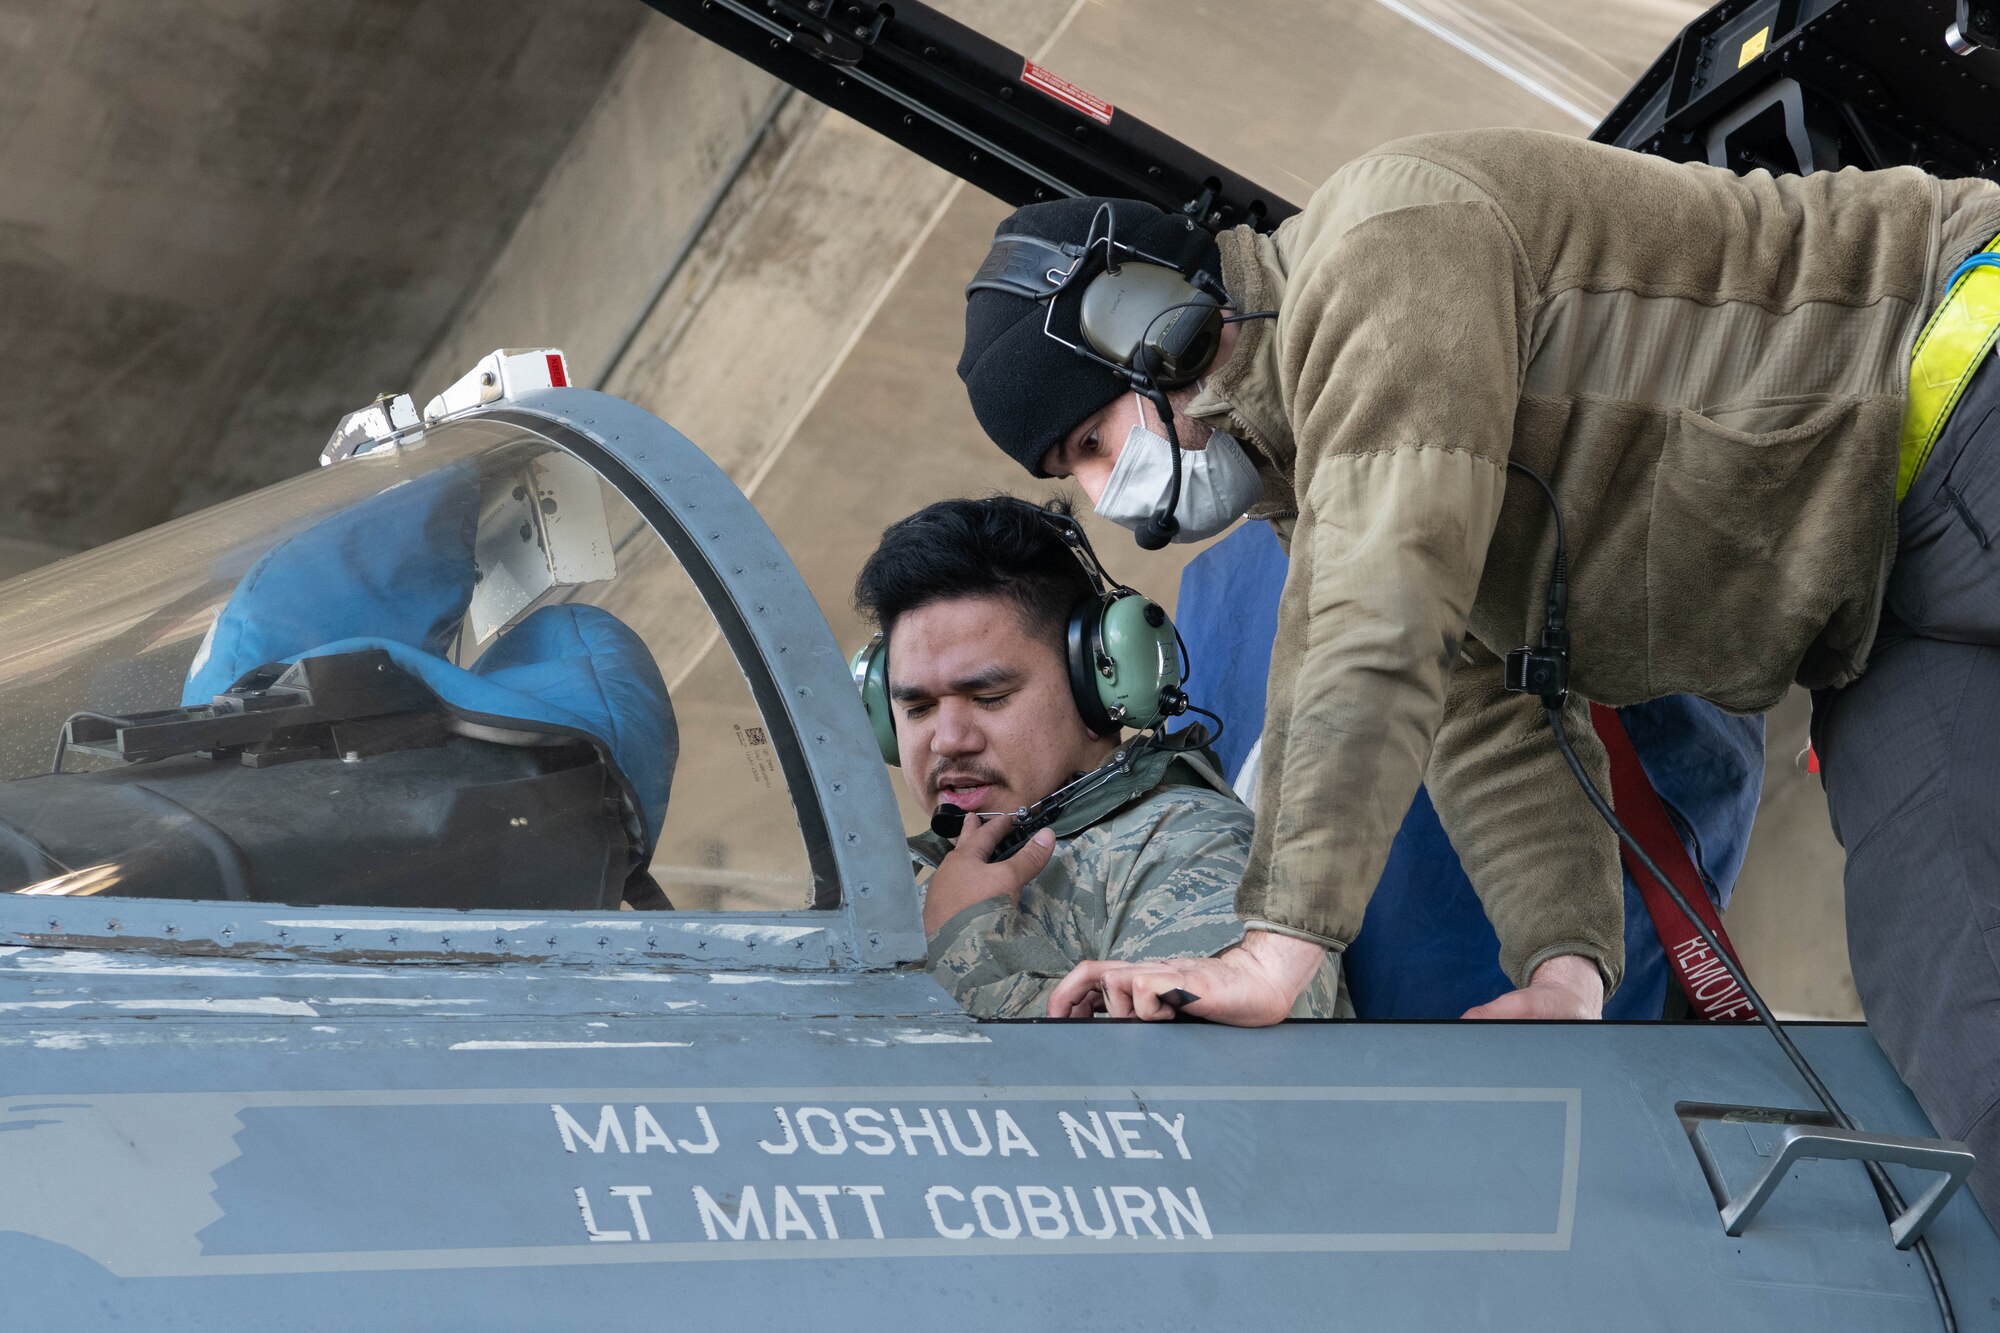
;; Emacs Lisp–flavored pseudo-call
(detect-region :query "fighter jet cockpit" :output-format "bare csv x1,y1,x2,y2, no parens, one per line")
0,351,851,920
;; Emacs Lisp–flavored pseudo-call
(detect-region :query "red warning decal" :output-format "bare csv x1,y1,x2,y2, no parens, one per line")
1021,61,1113,125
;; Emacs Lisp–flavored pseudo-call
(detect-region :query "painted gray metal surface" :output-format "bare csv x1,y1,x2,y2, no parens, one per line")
0,388,1994,1328
1,951,1996,1330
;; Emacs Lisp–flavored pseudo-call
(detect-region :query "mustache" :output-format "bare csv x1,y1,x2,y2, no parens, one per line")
926,761,1005,797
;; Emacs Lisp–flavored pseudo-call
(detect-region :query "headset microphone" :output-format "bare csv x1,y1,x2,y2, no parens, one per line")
1134,383,1184,550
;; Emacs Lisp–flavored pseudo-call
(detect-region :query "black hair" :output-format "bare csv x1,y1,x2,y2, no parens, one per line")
854,496,1090,654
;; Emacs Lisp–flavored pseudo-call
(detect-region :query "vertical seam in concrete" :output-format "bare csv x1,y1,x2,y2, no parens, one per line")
592,86,797,391
664,0,1097,693
406,11,653,391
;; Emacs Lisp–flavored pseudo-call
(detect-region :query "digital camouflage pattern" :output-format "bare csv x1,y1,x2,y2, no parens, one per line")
914,740,1348,1020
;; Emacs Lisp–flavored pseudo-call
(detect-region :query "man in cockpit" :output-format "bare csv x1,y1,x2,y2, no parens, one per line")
853,496,1346,1019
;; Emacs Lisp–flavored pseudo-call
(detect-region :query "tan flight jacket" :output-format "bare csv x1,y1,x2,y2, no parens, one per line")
1191,127,2000,992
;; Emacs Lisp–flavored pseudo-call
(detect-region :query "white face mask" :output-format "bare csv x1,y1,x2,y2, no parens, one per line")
1093,398,1264,543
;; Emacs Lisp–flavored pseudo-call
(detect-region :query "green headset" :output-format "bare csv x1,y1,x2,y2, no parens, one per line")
849,500,1188,767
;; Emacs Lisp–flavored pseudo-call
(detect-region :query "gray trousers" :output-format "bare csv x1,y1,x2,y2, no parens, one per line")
1817,351,2000,1232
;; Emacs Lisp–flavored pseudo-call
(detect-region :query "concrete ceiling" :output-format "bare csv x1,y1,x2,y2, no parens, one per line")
0,0,642,555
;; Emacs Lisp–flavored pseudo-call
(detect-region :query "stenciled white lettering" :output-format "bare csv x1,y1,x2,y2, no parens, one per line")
796,1107,847,1154
575,1185,629,1242
1111,1185,1165,1238
893,1107,948,1156
1105,1111,1161,1159
609,1185,654,1241
795,1184,844,1237
926,1185,974,1239
557,1103,1213,1247
994,1109,1039,1157
970,1185,1022,1238
940,1108,993,1156
771,1185,815,1239
678,1106,720,1154
553,1104,628,1155
1059,1110,1114,1159
692,1186,768,1241
1065,1185,1117,1239
759,1106,800,1154
1148,1112,1192,1160
552,1103,716,1154
632,1107,676,1154
844,1185,888,1239
844,1108,896,1155
1017,1185,1069,1239
1159,1187,1211,1240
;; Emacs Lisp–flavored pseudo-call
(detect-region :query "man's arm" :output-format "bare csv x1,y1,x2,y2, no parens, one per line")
1077,795,1345,1017
927,893,1091,1019
1236,193,1527,954
1039,794,1347,1021
936,793,1346,1020
920,815,1065,1018
1427,644,1625,1002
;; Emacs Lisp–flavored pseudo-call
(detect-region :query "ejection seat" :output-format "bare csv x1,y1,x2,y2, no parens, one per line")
0,357,679,913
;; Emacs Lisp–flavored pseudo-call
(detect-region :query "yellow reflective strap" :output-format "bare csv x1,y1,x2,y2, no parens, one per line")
1901,235,2000,503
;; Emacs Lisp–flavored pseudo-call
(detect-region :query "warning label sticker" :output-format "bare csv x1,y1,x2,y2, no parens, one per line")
1021,61,1113,125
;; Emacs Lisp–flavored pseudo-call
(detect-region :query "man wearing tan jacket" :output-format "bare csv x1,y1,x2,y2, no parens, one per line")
955,127,2000,1221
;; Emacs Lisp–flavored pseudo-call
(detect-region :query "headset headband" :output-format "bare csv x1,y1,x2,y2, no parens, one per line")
989,497,1131,604
964,235,1084,301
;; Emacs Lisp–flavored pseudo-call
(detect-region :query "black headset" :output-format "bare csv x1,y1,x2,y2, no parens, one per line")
966,207,1233,550
850,499,1188,766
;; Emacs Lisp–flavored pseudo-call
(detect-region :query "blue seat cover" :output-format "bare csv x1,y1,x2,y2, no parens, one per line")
183,464,676,853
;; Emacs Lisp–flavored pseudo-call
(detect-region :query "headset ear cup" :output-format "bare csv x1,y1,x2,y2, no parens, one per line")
1076,263,1220,387
1066,598,1116,735
1092,595,1184,729
850,635,901,766
1143,300,1223,387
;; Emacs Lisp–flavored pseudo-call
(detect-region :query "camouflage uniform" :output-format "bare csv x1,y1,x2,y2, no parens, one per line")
911,733,1349,1020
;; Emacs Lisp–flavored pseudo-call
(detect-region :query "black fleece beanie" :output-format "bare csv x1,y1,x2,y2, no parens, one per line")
957,196,1222,477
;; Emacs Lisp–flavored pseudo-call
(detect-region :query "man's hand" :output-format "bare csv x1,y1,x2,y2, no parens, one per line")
1044,929,1327,1024
922,814,1057,937
1460,953,1605,1020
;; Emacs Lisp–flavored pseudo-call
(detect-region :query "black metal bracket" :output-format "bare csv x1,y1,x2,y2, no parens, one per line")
1596,0,2000,180
754,0,888,67
638,0,1293,230
60,651,448,770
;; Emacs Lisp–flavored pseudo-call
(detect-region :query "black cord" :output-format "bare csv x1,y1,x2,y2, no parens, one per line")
1504,457,1955,1330
1223,310,1278,323
1544,706,1957,1331
1179,701,1226,748
1135,382,1184,550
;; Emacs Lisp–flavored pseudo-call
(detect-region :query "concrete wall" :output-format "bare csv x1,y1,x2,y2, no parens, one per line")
0,0,641,554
